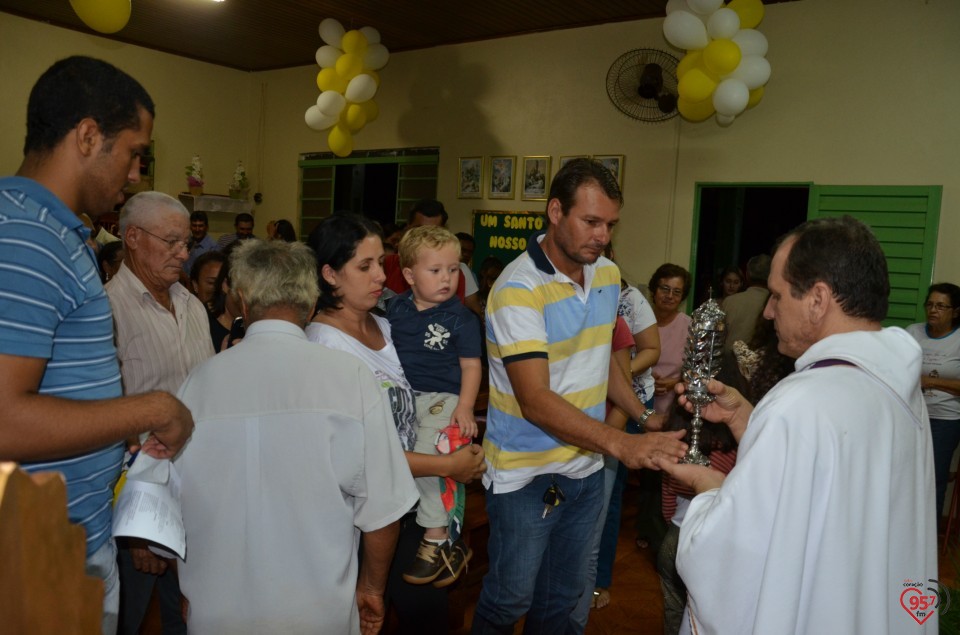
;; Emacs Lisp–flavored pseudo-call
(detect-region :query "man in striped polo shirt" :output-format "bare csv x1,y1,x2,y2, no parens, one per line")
472,159,687,633
0,57,194,634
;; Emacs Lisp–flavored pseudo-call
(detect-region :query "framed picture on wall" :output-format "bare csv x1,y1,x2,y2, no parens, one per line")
458,156,483,199
558,155,589,173
488,156,516,199
521,156,551,201
594,154,624,189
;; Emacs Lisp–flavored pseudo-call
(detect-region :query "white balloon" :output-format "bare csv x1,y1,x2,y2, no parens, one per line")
665,0,691,15
707,8,740,40
687,0,723,15
713,78,750,116
716,113,736,126
732,29,769,57
729,55,771,89
318,18,344,48
663,11,709,50
316,91,346,116
363,44,390,70
359,26,381,44
305,105,338,131
315,45,341,69
345,74,377,103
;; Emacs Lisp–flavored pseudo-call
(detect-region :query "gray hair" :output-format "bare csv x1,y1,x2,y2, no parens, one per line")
229,239,319,324
119,191,189,235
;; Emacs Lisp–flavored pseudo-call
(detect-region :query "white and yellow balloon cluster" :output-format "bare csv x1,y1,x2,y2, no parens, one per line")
305,19,389,157
663,0,770,126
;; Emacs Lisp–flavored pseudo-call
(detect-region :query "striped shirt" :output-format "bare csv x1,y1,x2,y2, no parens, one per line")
0,176,124,556
105,263,214,396
482,233,620,493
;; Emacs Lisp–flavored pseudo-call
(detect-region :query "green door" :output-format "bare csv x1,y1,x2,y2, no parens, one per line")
807,185,943,327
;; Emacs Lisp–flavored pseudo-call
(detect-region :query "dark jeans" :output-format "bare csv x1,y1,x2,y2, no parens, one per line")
472,470,603,634
930,418,960,519
595,420,644,589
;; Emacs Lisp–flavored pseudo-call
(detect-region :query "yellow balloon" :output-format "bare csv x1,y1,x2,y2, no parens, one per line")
340,30,369,55
727,0,764,29
328,125,353,157
361,99,379,123
678,97,716,122
678,68,717,103
746,86,765,109
335,53,363,81
677,51,703,80
366,70,381,86
317,68,347,93
703,39,742,77
70,0,131,34
343,104,367,132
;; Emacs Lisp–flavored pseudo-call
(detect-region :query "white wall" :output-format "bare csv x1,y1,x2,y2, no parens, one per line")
1,0,958,283
251,0,960,284
0,13,258,236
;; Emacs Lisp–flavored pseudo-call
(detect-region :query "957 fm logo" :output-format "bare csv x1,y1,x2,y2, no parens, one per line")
900,579,951,625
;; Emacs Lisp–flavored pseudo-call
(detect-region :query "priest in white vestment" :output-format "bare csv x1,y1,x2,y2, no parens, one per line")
659,216,938,634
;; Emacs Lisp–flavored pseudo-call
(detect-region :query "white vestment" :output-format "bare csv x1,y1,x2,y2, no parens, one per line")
175,320,417,635
678,328,938,634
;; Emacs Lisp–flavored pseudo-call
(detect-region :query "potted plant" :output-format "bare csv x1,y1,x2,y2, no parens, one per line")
185,155,204,196
229,161,249,200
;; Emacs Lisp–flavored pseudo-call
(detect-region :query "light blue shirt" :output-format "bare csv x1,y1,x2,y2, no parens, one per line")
0,176,124,555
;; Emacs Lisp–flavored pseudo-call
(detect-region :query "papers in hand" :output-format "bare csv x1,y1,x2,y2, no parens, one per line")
112,453,186,560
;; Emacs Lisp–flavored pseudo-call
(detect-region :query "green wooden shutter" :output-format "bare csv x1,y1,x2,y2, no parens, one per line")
807,185,942,327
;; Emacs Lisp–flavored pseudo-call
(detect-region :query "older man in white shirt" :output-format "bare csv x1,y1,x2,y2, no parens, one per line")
175,239,417,634
106,191,215,635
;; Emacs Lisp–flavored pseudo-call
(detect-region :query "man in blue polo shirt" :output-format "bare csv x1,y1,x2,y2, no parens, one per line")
0,56,194,634
472,158,687,633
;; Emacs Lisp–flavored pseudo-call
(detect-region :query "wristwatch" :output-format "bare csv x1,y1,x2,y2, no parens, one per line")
639,408,656,431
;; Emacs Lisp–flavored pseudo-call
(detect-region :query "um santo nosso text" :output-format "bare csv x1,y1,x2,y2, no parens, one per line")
478,214,545,231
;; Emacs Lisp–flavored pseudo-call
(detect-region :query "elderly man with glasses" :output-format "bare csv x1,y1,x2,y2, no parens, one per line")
106,190,215,635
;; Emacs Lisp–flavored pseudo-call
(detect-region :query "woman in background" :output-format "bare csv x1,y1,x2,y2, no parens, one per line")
650,264,693,420
718,264,744,300
207,242,242,352
97,241,124,284
272,219,297,242
907,282,960,521
189,250,226,308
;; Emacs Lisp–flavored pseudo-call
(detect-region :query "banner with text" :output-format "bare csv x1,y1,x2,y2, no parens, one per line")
471,209,547,274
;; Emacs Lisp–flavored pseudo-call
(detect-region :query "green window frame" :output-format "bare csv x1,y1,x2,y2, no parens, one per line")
297,148,439,239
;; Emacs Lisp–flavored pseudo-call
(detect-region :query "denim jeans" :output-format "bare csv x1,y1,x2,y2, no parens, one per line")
930,418,960,518
85,538,119,635
568,456,619,632
595,419,644,589
472,469,604,634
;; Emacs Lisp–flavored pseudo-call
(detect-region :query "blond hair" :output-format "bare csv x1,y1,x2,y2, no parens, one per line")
398,225,460,269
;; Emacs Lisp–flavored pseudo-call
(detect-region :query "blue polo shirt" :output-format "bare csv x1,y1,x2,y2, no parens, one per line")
0,176,124,556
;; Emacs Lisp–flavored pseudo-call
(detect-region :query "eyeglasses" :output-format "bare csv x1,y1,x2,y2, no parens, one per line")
135,226,189,253
925,302,954,312
657,284,684,298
